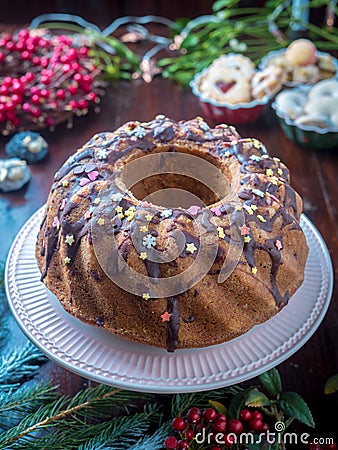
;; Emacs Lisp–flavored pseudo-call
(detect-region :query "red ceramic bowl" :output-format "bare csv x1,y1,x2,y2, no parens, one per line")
190,68,272,125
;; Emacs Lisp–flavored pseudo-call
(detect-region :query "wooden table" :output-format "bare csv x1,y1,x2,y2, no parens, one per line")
1,74,337,437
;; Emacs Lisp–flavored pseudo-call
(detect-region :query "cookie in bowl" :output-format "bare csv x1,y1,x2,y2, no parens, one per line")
190,54,284,125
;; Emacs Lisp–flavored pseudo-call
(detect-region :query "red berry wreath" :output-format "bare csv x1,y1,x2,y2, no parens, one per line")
0,28,104,135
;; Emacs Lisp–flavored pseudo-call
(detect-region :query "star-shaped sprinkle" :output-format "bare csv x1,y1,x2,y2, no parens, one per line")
116,206,123,213
142,293,151,300
93,197,101,205
62,180,69,187
139,225,148,233
187,205,200,216
186,242,197,254
217,226,225,239
97,218,105,226
161,209,173,218
270,176,279,185
64,256,71,264
277,168,283,176
111,193,123,202
97,148,108,160
244,236,251,243
211,207,221,216
257,215,266,223
275,239,283,250
65,234,75,246
251,266,258,275
161,311,171,322
223,150,231,158
143,234,157,249
145,213,152,222
52,216,59,228
266,168,274,177
84,210,92,220
139,252,148,260
239,224,250,235
252,189,264,198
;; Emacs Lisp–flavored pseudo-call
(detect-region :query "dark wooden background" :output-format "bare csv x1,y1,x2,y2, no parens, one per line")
1,0,338,444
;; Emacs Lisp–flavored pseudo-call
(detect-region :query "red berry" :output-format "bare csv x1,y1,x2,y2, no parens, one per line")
178,440,189,449
18,29,29,40
78,99,88,109
74,73,83,83
249,418,263,432
22,103,31,112
164,436,178,449
0,51,5,62
11,94,22,105
25,72,35,82
68,85,78,95
40,57,49,68
204,407,217,422
56,89,66,100
187,407,201,424
261,423,269,433
21,50,31,60
41,75,50,85
32,56,40,66
31,107,41,118
251,411,263,421
31,94,41,105
6,41,15,51
172,417,186,432
79,46,89,56
182,428,194,441
216,413,227,421
224,433,236,448
227,418,243,435
40,89,50,99
213,418,227,433
240,409,252,422
0,85,9,95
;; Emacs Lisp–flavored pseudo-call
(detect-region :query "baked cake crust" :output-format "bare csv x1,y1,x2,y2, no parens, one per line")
36,116,308,351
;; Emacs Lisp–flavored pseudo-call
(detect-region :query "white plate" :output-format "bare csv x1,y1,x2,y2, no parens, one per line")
5,207,333,393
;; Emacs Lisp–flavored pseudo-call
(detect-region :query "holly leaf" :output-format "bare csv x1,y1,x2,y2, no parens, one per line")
259,368,282,396
325,375,338,394
208,400,227,415
228,389,250,419
245,389,270,407
278,392,315,427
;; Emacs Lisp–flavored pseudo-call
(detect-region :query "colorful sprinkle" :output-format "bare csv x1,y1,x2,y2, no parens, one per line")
93,197,101,205
139,225,148,233
211,207,221,216
187,205,201,216
252,189,265,198
64,256,71,264
249,154,261,162
84,210,92,220
62,180,69,187
223,150,231,158
244,236,251,243
97,218,105,226
139,252,148,260
277,168,283,176
80,177,90,186
116,206,123,213
111,193,123,202
266,168,274,177
251,205,258,211
270,176,279,185
117,213,124,220
252,139,261,149
65,234,75,246
275,239,283,250
257,215,266,223
161,209,173,218
161,311,172,322
125,207,135,222
273,157,281,162
235,205,242,211
239,224,251,235
251,266,258,275
142,293,151,300
88,170,99,181
217,226,225,239
143,234,157,249
186,242,197,254
97,149,108,160
243,204,254,215
52,216,59,228
145,213,153,222
60,199,67,210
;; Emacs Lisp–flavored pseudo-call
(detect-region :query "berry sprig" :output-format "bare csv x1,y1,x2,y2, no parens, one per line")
164,406,270,449
0,28,105,134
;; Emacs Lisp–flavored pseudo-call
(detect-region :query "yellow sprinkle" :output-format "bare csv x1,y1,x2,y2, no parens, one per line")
125,208,135,221
116,206,123,213
65,234,75,246
93,197,101,205
142,293,150,300
186,242,197,254
145,213,152,222
93,134,99,139
252,139,261,149
235,205,242,211
129,206,136,212
270,176,279,185
273,157,280,162
266,168,274,177
117,213,124,219
277,168,283,175
251,266,258,275
97,218,105,226
251,205,258,211
64,256,71,264
261,154,269,159
223,151,231,158
257,215,266,223
244,236,251,243
243,205,254,215
62,180,69,187
139,252,148,260
140,225,148,233
217,226,225,239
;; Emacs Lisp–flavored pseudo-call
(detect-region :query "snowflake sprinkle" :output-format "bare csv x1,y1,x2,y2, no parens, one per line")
160,209,173,218
111,193,123,202
143,234,157,249
97,149,108,160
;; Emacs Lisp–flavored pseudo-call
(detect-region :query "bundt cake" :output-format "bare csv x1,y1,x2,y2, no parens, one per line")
36,116,308,352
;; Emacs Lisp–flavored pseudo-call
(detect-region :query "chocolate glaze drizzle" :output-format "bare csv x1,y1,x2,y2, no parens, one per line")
39,116,303,351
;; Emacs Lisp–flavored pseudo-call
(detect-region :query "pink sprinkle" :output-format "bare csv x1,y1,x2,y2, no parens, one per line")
187,205,201,216
211,207,221,216
87,171,99,181
275,239,283,250
80,178,90,186
270,194,279,203
141,201,150,207
60,199,66,210
84,210,92,220
239,224,250,235
52,216,59,228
